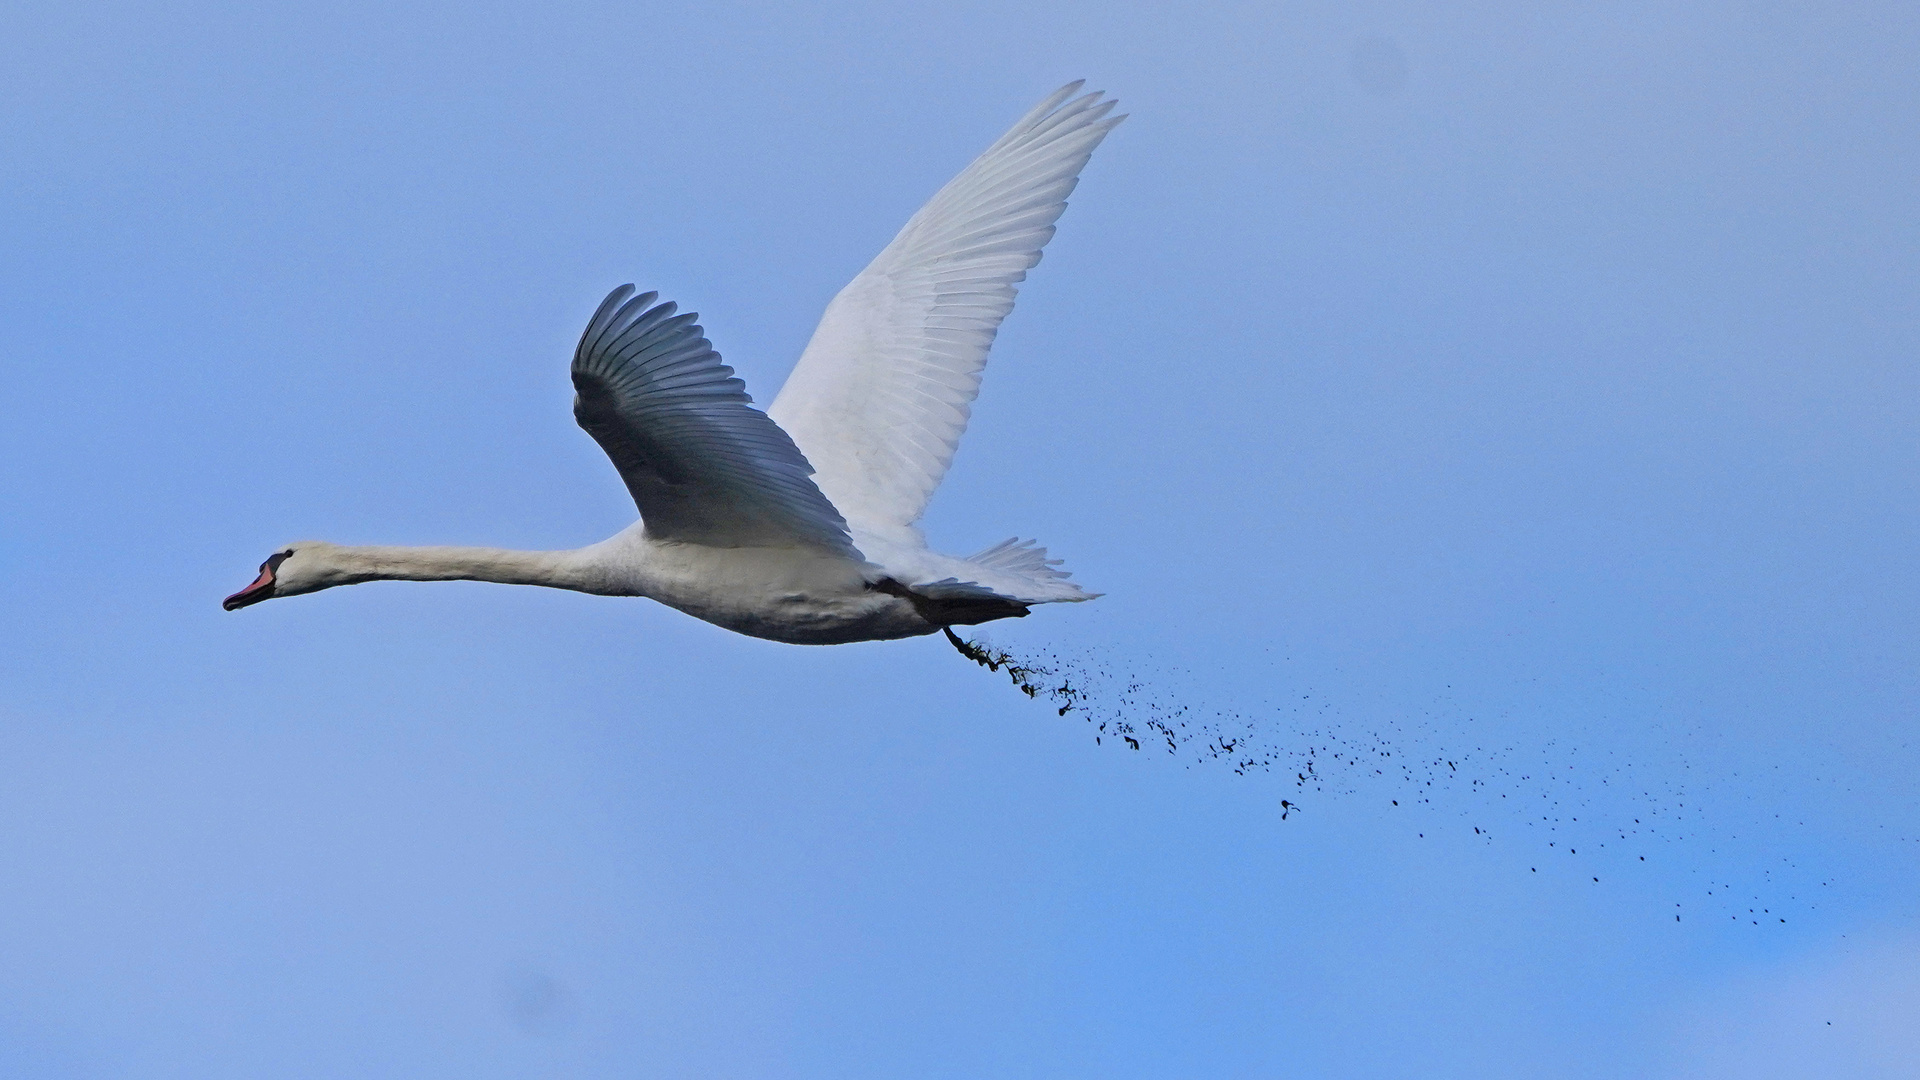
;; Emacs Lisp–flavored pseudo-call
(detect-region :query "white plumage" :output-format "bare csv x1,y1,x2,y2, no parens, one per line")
226,83,1123,647
772,82,1123,546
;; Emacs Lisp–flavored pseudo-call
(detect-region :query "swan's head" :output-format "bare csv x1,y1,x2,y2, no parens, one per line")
222,542,348,610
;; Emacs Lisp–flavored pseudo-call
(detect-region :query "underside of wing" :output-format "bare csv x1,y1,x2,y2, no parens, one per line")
572,285,858,556
768,82,1124,540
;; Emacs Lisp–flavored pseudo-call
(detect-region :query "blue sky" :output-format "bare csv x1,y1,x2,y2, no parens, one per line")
2,1,1916,1076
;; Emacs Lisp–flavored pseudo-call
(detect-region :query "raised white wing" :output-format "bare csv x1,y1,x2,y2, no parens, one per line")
572,285,858,556
768,82,1123,540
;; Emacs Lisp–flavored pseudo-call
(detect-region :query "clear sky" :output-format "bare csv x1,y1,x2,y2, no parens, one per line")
2,2,1916,1077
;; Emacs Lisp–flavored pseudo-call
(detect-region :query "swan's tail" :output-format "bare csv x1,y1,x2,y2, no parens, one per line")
924,537,1098,605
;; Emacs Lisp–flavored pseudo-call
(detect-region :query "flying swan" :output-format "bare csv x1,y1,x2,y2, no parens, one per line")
225,83,1123,650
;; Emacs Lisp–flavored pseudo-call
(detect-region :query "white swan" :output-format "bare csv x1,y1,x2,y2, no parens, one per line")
225,83,1123,648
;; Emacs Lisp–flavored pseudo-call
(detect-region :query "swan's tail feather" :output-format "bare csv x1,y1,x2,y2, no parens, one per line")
949,537,1099,605
867,537,1098,624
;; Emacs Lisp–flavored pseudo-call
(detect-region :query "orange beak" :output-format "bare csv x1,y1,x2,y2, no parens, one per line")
223,560,278,610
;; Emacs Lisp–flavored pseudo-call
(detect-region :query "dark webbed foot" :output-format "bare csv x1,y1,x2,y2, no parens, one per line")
944,626,996,666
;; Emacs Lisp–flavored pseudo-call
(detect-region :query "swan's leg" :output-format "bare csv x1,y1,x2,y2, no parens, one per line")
943,626,999,668
943,626,974,656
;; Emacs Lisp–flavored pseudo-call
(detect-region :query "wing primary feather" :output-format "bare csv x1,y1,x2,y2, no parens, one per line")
577,284,640,360
571,287,858,555
768,83,1121,537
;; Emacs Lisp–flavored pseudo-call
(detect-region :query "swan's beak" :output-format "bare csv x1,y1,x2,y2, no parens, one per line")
223,562,277,610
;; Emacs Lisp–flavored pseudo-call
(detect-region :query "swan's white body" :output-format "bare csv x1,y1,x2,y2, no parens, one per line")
227,84,1123,645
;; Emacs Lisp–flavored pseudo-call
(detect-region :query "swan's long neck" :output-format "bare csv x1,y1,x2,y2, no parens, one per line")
316,544,616,594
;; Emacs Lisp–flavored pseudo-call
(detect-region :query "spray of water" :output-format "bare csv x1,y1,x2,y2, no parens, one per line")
951,631,1872,928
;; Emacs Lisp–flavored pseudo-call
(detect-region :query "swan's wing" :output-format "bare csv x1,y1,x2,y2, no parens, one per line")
572,285,858,556
767,82,1123,538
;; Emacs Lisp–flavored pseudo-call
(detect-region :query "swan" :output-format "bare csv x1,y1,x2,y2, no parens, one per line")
225,83,1123,649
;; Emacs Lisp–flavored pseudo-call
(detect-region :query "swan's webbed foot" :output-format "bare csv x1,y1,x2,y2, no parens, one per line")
943,626,993,666
945,627,1016,672
941,628,1077,714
